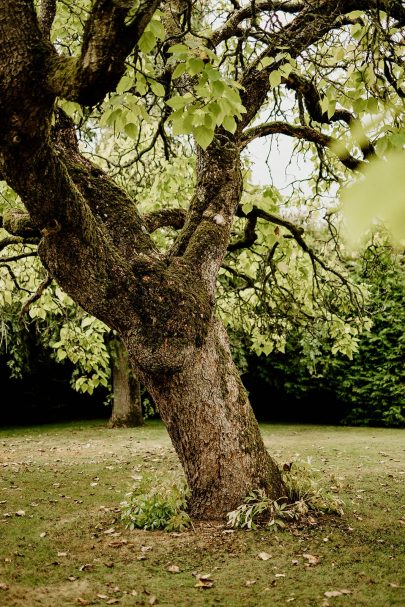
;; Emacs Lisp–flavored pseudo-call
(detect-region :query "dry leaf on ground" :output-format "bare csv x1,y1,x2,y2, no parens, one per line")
258,551,272,561
167,564,180,573
194,573,214,589
303,553,320,566
324,589,352,597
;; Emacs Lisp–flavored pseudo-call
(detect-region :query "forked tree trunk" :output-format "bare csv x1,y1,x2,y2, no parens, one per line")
134,319,284,519
109,339,143,428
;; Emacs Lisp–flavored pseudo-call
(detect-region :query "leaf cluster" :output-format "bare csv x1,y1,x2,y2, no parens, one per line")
227,460,344,531
120,473,191,532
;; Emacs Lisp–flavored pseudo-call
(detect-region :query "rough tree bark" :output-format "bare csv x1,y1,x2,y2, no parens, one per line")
109,338,144,429
1,0,401,518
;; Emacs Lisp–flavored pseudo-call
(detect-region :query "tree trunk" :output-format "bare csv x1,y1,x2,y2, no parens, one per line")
109,339,143,428
132,318,284,520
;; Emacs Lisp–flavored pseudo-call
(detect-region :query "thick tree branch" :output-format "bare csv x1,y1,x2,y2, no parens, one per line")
50,0,162,106
1,209,40,238
240,121,363,170
284,73,375,158
228,215,258,252
0,234,39,252
51,110,159,264
211,1,304,46
143,208,187,232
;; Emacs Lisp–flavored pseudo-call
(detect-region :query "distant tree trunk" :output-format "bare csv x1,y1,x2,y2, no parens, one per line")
108,339,143,428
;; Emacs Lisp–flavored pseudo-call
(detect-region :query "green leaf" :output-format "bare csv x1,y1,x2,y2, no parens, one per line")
204,65,221,82
194,125,214,150
187,58,205,76
172,63,186,79
151,81,165,97
269,70,282,88
168,43,189,56
212,80,225,97
222,115,236,134
149,19,165,40
116,75,133,94
327,99,336,119
166,94,193,110
138,31,157,54
124,122,139,139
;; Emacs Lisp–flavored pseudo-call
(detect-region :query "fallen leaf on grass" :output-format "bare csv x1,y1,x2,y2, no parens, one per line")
57,552,68,557
148,596,157,605
166,564,180,573
96,595,108,600
77,599,90,606
104,562,114,568
108,540,127,548
106,600,120,605
103,528,115,535
15,510,25,517
275,573,286,578
258,551,272,561
68,576,77,582
141,545,152,552
303,553,320,566
40,532,47,538
245,580,256,586
0,583,9,590
79,563,93,572
324,589,352,597
194,574,214,589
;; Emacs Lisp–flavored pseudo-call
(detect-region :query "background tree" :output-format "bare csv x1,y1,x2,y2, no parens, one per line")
261,236,404,427
0,0,404,519
0,251,146,426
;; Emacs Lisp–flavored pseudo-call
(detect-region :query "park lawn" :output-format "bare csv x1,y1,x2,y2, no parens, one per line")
0,420,404,607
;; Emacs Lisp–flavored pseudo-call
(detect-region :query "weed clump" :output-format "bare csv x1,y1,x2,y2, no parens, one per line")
120,474,191,532
227,460,344,531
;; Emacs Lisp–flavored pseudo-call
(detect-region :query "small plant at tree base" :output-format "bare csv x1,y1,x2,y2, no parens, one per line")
120,474,191,532
227,461,344,531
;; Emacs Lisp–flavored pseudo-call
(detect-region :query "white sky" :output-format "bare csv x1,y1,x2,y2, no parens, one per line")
247,136,313,191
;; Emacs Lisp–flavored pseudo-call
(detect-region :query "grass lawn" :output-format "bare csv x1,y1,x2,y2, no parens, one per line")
0,420,404,607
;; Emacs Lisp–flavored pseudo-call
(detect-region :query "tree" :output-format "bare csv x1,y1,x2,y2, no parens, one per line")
261,237,405,427
109,337,144,428
0,254,144,426
0,0,404,519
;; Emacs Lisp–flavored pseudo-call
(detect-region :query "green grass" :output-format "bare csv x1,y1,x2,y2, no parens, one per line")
0,420,404,606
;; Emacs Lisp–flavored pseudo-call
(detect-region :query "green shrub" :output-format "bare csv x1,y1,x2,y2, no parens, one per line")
246,244,405,427
120,474,191,532
227,461,344,531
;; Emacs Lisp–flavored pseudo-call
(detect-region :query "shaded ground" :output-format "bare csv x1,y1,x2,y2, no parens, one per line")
0,421,404,606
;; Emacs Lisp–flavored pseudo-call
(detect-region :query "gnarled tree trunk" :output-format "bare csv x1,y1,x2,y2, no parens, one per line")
109,338,143,428
134,319,283,518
